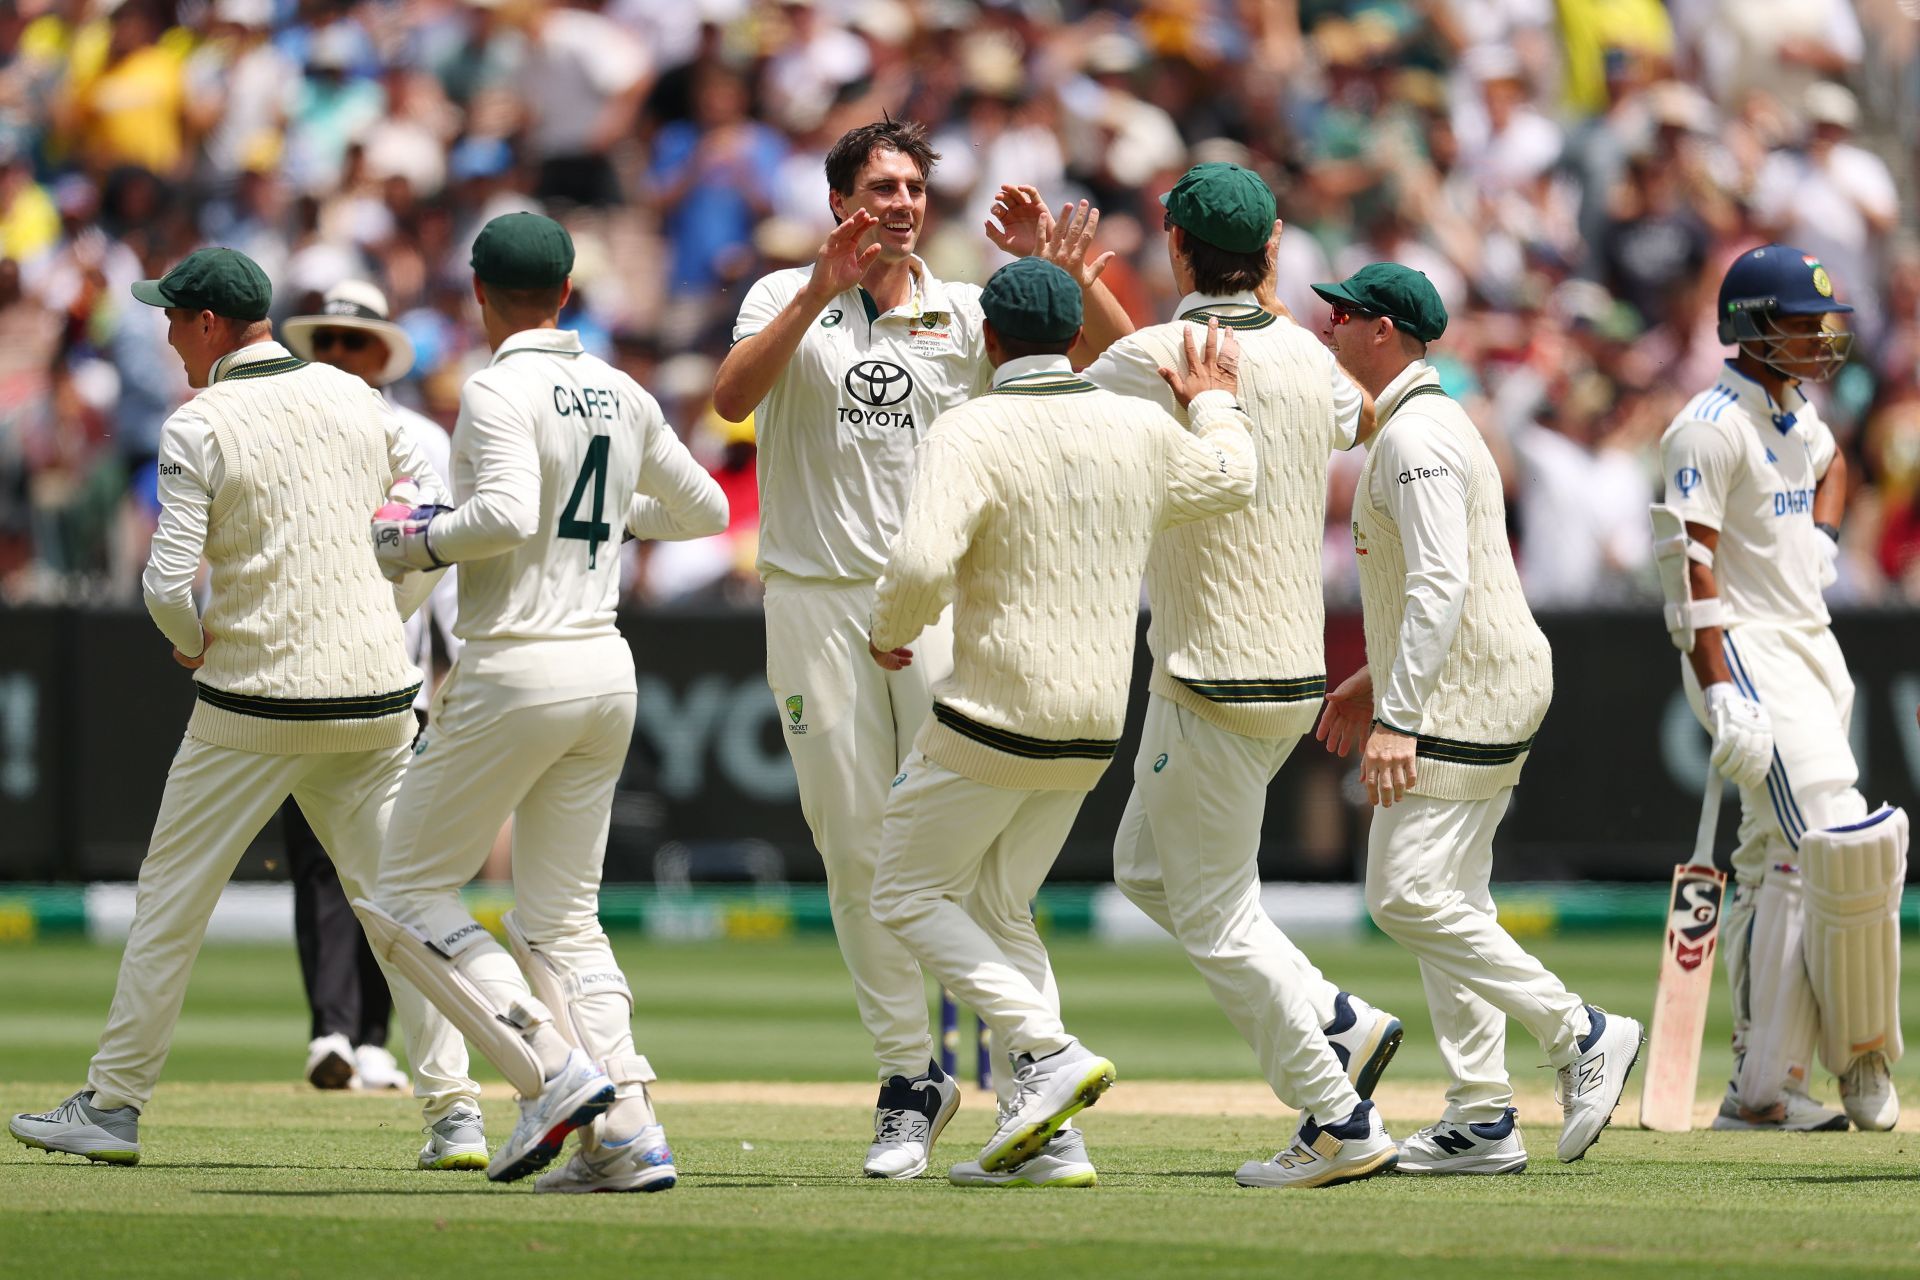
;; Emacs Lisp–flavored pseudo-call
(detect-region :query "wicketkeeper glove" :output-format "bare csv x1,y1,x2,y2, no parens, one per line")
370,504,453,581
1703,681,1772,790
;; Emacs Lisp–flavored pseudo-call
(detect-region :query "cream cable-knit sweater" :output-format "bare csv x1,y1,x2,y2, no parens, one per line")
1091,303,1353,738
1353,365,1553,800
870,356,1256,790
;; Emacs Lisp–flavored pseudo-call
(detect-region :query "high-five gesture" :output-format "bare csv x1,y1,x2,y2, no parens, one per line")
985,184,1051,257
1036,200,1114,289
1155,317,1240,408
808,210,883,301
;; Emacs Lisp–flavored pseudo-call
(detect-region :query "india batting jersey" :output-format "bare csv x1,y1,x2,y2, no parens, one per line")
733,259,988,582
1659,362,1836,629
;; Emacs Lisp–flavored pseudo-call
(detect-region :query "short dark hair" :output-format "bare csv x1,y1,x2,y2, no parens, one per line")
487,282,568,320
1177,229,1268,297
825,119,939,196
987,326,1076,361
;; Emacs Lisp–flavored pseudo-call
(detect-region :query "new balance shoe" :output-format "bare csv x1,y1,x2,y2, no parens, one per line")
1394,1108,1528,1175
1556,1005,1643,1162
305,1033,357,1090
354,1044,410,1092
1711,1084,1849,1132
10,1090,141,1166
487,1048,615,1183
536,1123,677,1193
949,1125,1097,1187
977,1042,1115,1173
1235,1099,1397,1188
1838,1052,1899,1132
419,1101,489,1170
1322,992,1404,1099
863,1060,961,1179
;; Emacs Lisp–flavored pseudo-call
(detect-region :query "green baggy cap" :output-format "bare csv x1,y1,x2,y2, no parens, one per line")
471,212,575,289
1311,262,1449,342
1159,162,1277,255
981,258,1083,344
131,247,273,321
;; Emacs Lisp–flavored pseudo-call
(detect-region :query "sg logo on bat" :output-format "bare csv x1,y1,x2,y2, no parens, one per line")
1666,871,1724,972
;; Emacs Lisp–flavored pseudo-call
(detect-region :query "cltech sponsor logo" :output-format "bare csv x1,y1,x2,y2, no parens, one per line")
840,359,916,429
1398,465,1450,484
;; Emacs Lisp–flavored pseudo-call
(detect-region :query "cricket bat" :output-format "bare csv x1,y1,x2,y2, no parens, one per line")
1639,765,1728,1131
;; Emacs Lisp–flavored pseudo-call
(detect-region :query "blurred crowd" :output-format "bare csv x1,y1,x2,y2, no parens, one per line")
2,0,1919,610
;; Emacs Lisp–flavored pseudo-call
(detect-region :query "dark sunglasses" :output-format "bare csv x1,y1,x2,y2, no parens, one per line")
312,328,374,353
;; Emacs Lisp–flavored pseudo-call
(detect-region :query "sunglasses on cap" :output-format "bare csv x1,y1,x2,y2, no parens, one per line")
312,328,375,353
1328,303,1381,327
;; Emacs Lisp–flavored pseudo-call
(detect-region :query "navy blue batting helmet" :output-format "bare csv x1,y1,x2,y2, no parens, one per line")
1716,243,1852,344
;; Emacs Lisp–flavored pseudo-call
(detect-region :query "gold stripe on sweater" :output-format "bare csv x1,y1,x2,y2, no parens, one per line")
1175,674,1325,703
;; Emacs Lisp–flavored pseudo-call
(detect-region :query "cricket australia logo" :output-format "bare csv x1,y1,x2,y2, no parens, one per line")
840,360,916,430
785,694,807,735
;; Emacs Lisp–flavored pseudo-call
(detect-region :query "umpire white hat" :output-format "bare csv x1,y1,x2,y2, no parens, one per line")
283,280,416,387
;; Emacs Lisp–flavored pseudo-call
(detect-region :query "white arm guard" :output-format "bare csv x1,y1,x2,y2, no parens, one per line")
1650,504,1722,652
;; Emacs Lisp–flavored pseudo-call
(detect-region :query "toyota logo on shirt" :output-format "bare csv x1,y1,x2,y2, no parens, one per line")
844,360,914,407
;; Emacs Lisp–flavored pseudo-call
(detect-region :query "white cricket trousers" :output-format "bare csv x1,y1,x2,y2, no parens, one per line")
375,686,640,1083
87,733,475,1120
1365,788,1588,1123
763,575,953,1080
1112,696,1360,1122
871,755,1083,1063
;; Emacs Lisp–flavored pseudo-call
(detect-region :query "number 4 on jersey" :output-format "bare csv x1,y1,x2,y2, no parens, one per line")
559,435,612,568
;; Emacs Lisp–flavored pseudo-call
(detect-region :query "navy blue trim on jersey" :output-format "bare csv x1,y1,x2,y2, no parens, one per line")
1723,635,1805,850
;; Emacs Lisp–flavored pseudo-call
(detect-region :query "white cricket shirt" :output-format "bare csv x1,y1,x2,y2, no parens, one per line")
732,258,988,583
1659,361,1836,629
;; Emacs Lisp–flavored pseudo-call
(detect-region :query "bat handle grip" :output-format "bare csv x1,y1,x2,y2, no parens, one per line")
1693,764,1722,868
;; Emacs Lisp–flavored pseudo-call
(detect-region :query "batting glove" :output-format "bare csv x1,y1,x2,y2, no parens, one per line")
1815,524,1840,590
371,504,452,581
1703,681,1772,790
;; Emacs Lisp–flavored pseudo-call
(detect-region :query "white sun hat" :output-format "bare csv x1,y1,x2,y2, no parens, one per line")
283,280,416,387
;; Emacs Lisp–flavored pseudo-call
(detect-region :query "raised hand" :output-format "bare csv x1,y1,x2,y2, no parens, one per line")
1155,318,1240,408
985,184,1051,257
808,210,882,301
1035,200,1115,288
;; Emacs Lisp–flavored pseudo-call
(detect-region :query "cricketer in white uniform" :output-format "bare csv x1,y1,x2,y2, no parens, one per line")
360,213,729,1191
1315,264,1643,1171
864,261,1303,1186
710,119,1132,1177
9,248,474,1168
1653,244,1905,1133
1081,162,1408,1187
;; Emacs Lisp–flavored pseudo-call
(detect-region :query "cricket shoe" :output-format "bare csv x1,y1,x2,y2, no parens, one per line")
536,1123,677,1193
1711,1084,1849,1132
354,1044,410,1092
1555,1005,1643,1162
1235,1099,1397,1188
9,1090,141,1166
305,1033,357,1090
863,1060,960,1179
949,1125,1097,1187
486,1048,615,1183
1323,992,1404,1099
1394,1108,1528,1175
419,1101,489,1170
977,1042,1116,1173
1838,1053,1899,1132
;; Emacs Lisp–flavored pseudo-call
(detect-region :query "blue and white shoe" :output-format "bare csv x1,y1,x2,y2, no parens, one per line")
535,1122,677,1193
1323,992,1404,1100
864,1060,961,1179
487,1049,615,1183
9,1090,141,1166
1556,1005,1643,1163
949,1125,1097,1187
1236,1099,1398,1188
977,1042,1115,1173
1395,1107,1528,1175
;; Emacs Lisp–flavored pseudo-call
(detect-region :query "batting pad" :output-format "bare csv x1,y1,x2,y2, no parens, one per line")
1800,806,1908,1074
503,910,637,1072
352,898,549,1097
1734,868,1819,1112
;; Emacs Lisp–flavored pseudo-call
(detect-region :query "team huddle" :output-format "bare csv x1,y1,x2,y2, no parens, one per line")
8,118,1904,1192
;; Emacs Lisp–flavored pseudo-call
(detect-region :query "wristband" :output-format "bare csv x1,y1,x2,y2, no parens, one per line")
1815,521,1840,545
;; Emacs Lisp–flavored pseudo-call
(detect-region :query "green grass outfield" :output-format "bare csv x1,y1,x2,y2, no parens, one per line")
5,934,1920,1279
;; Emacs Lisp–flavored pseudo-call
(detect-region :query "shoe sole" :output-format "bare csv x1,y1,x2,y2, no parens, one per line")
10,1129,139,1166
1559,1031,1644,1163
420,1152,490,1171
863,1083,963,1180
308,1051,356,1091
1237,1147,1399,1189
537,1165,679,1194
950,1169,1098,1188
1709,1114,1850,1132
979,1059,1115,1174
1351,1018,1404,1100
1393,1156,1528,1176
487,1082,616,1183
